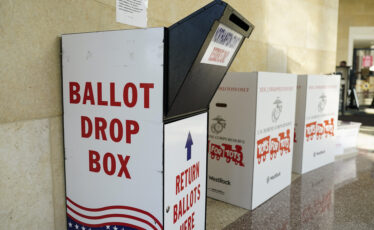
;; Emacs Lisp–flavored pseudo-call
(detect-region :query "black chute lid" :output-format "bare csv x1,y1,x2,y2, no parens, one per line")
165,0,254,121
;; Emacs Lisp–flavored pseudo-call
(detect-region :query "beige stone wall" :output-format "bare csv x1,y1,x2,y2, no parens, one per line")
0,0,338,229
336,0,374,65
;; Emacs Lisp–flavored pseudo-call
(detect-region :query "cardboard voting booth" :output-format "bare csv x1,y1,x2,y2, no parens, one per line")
61,1,254,229
293,75,340,174
208,72,297,210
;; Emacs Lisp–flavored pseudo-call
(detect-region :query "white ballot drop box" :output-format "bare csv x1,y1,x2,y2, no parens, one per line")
61,1,254,229
293,75,340,174
208,72,297,210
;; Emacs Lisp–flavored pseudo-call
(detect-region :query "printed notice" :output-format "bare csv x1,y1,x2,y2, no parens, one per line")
116,0,148,28
201,23,243,67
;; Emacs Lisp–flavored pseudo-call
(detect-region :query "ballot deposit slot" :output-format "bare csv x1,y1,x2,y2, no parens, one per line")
208,72,297,210
61,1,253,229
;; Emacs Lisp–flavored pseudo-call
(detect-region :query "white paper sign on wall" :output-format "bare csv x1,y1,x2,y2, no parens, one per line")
116,0,148,28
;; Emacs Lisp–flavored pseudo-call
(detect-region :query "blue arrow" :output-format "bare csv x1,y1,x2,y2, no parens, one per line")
185,132,193,161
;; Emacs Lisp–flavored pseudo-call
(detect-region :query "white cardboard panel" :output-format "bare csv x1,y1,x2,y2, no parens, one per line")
293,75,340,174
208,72,257,210
208,72,297,210
164,113,207,230
252,72,297,209
62,29,164,229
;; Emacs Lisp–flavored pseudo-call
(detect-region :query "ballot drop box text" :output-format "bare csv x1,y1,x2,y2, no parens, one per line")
62,1,254,229
293,75,340,174
208,72,297,210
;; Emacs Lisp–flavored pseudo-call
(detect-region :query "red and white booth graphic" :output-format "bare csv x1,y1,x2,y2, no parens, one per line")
208,72,297,210
293,75,340,174
62,29,207,230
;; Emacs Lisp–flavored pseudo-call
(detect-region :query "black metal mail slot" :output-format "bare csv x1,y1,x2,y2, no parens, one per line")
165,0,254,121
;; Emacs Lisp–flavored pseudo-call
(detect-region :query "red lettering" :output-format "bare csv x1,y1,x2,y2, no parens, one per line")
188,215,191,230
183,219,188,230
88,150,131,180
140,83,154,108
179,212,195,230
178,200,183,220
173,204,178,224
97,82,108,106
279,129,291,155
180,171,185,192
110,82,121,106
69,82,80,104
305,118,335,142
89,150,100,172
123,83,138,107
103,153,116,175
95,117,107,140
197,184,201,200
189,190,194,207
126,120,139,144
174,186,199,226
109,119,123,142
305,121,317,141
81,116,92,138
117,154,131,179
176,175,181,195
184,169,188,188
257,136,270,164
193,187,198,203
324,118,334,137
270,137,279,159
69,82,154,109
191,212,195,229
82,82,95,105
81,116,140,143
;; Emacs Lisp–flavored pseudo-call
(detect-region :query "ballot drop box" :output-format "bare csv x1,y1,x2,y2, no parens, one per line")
208,72,297,210
61,1,253,229
293,75,340,174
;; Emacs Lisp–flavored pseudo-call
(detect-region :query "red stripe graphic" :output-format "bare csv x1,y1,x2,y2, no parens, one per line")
66,197,162,230
67,213,146,230
67,205,157,230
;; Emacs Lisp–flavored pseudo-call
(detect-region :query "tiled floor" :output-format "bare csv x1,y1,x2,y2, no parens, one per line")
206,126,374,229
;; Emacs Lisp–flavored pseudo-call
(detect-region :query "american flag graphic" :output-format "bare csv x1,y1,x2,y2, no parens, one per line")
66,197,163,230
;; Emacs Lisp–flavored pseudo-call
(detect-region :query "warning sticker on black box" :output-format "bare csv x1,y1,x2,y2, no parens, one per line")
201,23,243,67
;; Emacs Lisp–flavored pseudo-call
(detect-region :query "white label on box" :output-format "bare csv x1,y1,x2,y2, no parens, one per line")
62,29,164,229
201,23,243,67
116,0,148,28
164,113,207,230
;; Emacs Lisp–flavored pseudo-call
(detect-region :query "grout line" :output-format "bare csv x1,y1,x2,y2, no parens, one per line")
92,0,115,9
47,117,58,229
0,114,62,126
